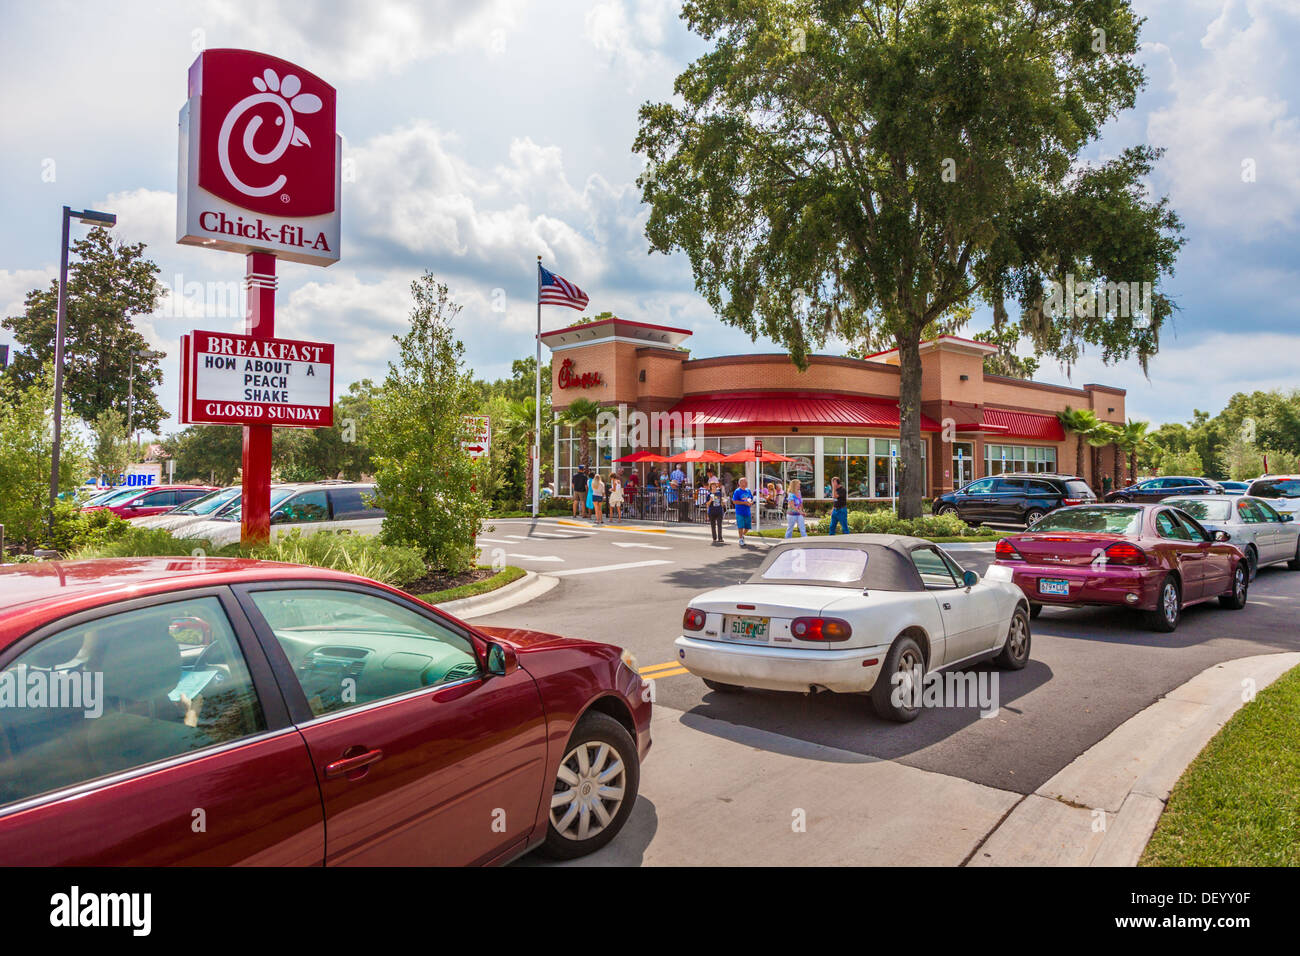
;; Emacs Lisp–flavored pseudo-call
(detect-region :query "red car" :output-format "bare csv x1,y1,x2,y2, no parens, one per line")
0,558,650,865
81,484,218,519
992,503,1249,632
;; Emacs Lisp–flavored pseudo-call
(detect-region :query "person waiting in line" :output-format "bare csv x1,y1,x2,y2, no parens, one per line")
784,479,807,539
670,463,686,489
829,476,849,535
732,476,755,547
585,469,596,519
608,473,623,521
707,478,727,544
572,466,588,518
624,470,639,517
590,472,605,524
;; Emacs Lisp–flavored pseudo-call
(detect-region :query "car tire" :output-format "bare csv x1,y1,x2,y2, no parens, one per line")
870,635,925,723
994,607,1032,670
1029,602,1043,619
1244,545,1259,581
1144,574,1181,632
1288,537,1300,571
1219,563,1249,610
1023,509,1045,527
1111,495,1129,503
935,504,955,517
536,711,640,861
702,678,744,693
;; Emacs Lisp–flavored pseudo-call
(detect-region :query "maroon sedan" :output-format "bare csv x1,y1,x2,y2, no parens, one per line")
81,484,218,519
0,558,650,865
992,503,1249,632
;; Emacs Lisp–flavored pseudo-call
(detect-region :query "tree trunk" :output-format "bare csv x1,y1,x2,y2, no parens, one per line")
1076,434,1085,482
1129,451,1137,483
579,422,590,468
896,336,925,519
1113,444,1121,489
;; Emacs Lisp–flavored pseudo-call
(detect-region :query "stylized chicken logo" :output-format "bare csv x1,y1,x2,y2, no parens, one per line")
217,67,322,199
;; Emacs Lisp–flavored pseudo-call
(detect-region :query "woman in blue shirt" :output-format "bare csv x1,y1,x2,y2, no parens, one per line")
784,479,807,539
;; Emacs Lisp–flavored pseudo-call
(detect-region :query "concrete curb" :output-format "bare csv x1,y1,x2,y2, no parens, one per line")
968,651,1300,867
435,569,558,620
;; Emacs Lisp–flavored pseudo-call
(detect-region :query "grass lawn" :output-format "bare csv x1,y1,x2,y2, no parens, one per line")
1140,662,1300,866
417,565,526,605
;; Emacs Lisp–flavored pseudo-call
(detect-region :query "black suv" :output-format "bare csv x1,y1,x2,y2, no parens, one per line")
1104,476,1224,502
932,473,1097,527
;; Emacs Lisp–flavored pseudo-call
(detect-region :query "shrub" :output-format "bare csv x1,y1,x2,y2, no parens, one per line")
68,525,234,560
44,500,131,554
795,508,975,539
247,530,426,588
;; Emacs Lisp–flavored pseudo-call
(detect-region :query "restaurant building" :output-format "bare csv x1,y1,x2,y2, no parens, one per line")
544,316,1126,501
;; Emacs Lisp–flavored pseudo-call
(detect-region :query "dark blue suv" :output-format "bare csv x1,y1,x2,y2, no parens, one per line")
932,473,1097,527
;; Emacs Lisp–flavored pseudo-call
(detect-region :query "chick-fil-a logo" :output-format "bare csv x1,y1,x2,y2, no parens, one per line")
558,358,602,389
192,50,336,217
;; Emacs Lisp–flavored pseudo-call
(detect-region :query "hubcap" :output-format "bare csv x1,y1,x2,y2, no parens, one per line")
1008,615,1028,658
1163,582,1178,622
1235,568,1246,600
550,741,626,842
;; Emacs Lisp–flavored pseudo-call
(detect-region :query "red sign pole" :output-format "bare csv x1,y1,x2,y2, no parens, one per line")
241,252,277,545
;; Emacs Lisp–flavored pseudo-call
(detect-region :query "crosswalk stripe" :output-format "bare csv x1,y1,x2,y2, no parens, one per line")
549,559,671,577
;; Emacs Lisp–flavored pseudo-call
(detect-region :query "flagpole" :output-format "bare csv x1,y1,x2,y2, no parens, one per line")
533,255,542,518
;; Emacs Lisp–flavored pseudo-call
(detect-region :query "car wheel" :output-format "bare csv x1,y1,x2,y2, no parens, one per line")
1144,575,1181,632
536,711,639,860
935,504,955,517
1244,545,1259,581
1219,563,1248,610
870,635,924,723
994,607,1032,670
1111,495,1129,503
1028,602,1043,619
1288,537,1300,571
1023,509,1045,527
702,678,744,693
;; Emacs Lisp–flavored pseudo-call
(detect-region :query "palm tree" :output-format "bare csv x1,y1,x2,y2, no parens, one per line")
1087,422,1122,494
502,396,542,504
1116,419,1151,485
1057,407,1101,483
558,397,602,470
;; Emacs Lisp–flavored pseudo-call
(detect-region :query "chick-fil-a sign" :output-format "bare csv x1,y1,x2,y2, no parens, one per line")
177,49,340,266
557,357,603,390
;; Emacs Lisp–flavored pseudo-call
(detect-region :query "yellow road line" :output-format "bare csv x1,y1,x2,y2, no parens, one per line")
639,660,686,675
642,667,689,679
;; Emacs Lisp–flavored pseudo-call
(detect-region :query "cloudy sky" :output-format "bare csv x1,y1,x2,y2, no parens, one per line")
1,0,1297,436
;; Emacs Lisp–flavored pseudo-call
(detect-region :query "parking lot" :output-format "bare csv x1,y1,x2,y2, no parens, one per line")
478,517,1300,864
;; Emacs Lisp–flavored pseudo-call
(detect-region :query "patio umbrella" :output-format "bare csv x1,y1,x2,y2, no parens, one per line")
614,450,655,462
720,449,797,463
664,448,727,463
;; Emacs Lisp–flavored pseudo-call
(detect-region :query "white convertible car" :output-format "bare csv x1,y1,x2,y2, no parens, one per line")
674,534,1031,722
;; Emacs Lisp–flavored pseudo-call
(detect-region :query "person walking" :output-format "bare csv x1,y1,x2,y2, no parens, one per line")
590,472,605,524
706,478,727,544
732,476,755,547
585,468,596,519
571,466,588,518
784,479,807,539
608,473,623,521
829,476,849,535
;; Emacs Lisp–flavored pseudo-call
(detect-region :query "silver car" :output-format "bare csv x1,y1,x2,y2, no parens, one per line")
1165,494,1300,579
1245,475,1300,518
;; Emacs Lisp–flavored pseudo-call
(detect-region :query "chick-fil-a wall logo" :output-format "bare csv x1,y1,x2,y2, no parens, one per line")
192,50,336,217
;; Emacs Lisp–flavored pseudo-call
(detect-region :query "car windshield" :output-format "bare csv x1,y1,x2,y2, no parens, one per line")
1250,478,1300,499
172,487,240,516
1166,499,1231,521
218,487,297,521
92,487,147,506
760,548,868,583
1030,506,1143,535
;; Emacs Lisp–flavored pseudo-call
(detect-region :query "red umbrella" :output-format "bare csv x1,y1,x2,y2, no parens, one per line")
664,448,727,463
635,453,672,463
614,450,654,462
720,449,796,463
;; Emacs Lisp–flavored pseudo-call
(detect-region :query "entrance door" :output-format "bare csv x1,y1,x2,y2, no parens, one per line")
953,443,975,489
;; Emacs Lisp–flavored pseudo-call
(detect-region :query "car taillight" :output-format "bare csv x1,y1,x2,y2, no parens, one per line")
790,617,852,642
1062,498,1084,506
683,608,706,631
1104,542,1147,565
995,538,1024,560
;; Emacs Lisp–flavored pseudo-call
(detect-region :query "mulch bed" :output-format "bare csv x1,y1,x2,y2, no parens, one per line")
404,567,497,595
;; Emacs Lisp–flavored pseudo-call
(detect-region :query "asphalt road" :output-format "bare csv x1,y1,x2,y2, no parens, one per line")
476,516,1300,796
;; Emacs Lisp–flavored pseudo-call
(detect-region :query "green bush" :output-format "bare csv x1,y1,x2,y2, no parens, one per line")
67,524,234,560
44,500,132,553
247,530,426,588
798,508,976,539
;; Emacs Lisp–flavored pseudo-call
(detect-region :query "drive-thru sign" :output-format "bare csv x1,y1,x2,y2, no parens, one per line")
177,48,341,544
462,416,490,459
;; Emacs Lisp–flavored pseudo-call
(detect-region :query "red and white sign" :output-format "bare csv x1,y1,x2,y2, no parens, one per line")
177,49,341,266
462,416,491,459
180,329,334,427
557,357,602,389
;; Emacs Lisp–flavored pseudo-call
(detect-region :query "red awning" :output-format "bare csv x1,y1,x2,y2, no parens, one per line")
980,408,1065,441
668,393,943,432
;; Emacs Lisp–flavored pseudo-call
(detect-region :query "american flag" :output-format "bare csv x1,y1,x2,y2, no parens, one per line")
538,264,590,310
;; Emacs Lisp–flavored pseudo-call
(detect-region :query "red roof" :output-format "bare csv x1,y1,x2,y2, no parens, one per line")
668,393,943,431
980,408,1065,441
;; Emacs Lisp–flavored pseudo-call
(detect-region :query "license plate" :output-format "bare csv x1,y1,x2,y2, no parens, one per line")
725,615,769,640
1038,578,1070,596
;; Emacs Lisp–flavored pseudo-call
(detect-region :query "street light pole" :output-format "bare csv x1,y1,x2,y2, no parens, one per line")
48,205,116,513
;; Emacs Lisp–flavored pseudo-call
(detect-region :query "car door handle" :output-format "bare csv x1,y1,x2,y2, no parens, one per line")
324,748,384,779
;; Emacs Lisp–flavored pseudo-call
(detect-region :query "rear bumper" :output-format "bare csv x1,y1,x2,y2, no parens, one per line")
674,634,891,694
1007,563,1164,610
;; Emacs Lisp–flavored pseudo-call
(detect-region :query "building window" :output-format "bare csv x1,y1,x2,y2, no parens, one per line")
869,438,925,499
953,441,975,487
557,425,597,496
986,443,1056,475
823,438,873,498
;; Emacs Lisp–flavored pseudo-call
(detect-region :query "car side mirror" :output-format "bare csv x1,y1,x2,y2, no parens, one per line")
962,570,979,588
1213,530,1230,542
270,510,287,524
485,642,518,677
1282,514,1294,523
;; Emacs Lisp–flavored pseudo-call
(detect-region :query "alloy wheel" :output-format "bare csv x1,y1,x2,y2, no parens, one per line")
1163,581,1179,624
550,740,627,842
1007,613,1029,661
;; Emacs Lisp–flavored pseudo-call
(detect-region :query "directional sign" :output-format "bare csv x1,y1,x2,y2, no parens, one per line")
463,415,491,459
